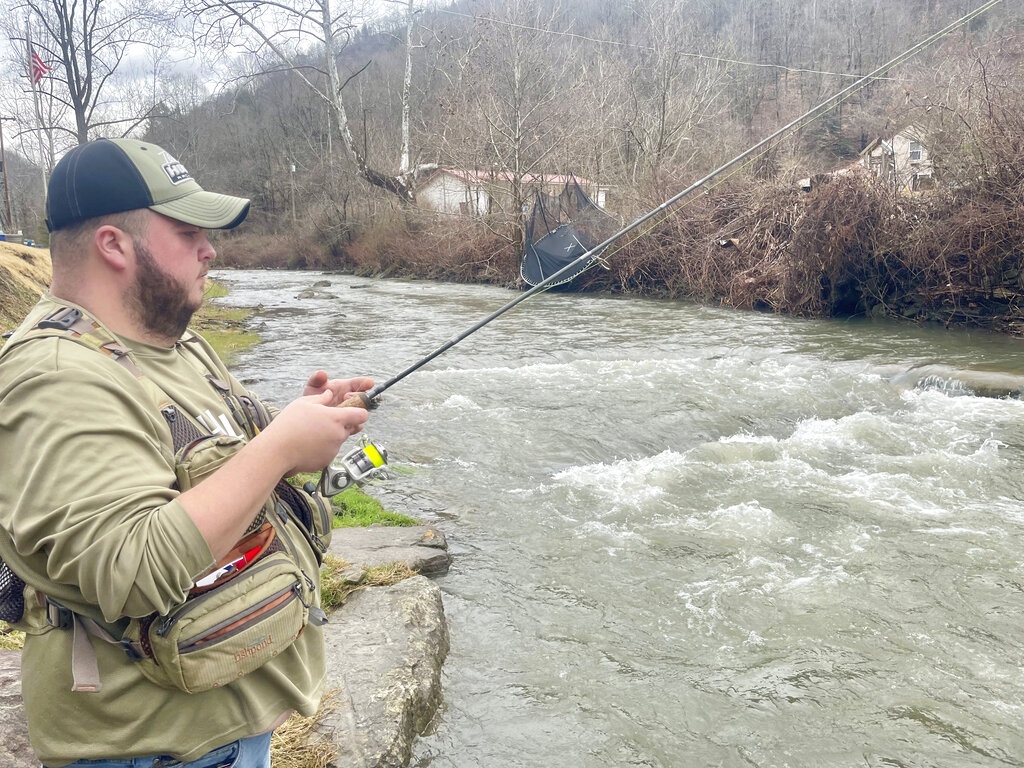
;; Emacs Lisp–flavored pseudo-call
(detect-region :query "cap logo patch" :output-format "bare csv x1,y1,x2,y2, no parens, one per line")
160,151,192,185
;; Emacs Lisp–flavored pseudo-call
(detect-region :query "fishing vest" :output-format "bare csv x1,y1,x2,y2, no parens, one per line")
0,304,334,693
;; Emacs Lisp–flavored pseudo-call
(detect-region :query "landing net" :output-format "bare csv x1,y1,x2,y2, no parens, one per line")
520,177,619,288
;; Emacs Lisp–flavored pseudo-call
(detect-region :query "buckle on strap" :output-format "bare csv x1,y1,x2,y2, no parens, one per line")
37,307,83,331
119,637,143,661
44,596,73,629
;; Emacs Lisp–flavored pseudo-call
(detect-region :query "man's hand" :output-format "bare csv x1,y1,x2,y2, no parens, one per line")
302,370,374,406
179,382,371,560
263,390,369,476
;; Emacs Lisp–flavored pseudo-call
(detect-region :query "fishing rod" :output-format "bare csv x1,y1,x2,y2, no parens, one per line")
317,0,1002,494
335,0,999,413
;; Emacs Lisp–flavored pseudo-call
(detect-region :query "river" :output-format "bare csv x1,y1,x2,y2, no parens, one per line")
213,269,1024,768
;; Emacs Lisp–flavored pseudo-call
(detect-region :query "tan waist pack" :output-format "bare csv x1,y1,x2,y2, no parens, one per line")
123,522,322,694
117,421,327,695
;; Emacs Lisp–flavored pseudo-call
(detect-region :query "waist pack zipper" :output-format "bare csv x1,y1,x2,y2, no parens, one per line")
178,582,301,653
180,434,216,461
156,558,285,637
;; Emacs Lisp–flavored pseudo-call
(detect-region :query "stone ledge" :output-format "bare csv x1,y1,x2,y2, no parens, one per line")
329,525,450,576
319,575,448,768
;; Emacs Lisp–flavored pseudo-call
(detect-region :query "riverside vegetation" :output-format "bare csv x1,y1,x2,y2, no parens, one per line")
216,156,1024,336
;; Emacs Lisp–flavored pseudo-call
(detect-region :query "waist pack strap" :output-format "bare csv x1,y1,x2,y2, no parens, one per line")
69,615,103,693
46,598,143,693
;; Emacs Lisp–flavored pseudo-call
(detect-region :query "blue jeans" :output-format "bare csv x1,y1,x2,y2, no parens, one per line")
45,730,273,768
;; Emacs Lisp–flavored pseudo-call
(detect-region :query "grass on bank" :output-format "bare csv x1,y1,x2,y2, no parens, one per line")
0,241,51,331
320,556,418,613
0,627,23,651
330,486,420,528
289,473,420,529
270,692,340,768
193,280,261,365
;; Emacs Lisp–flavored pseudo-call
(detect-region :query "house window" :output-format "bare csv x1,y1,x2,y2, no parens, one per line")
908,141,923,162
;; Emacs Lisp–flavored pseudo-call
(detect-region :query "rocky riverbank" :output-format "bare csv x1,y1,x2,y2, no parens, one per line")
0,525,450,767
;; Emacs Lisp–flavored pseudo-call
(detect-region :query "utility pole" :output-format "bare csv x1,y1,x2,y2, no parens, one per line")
0,117,13,233
290,163,296,225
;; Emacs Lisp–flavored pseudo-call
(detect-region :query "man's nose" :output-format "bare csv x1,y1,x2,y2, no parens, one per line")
199,234,216,261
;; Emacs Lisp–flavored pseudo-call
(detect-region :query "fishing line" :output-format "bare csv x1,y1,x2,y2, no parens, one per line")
340,0,1002,411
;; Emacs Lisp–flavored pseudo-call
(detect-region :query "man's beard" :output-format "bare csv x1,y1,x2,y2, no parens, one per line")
127,240,201,342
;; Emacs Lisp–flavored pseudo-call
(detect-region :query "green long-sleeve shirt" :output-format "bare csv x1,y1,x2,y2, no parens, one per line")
0,296,326,766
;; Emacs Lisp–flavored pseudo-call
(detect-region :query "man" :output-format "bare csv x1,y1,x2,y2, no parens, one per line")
0,138,370,767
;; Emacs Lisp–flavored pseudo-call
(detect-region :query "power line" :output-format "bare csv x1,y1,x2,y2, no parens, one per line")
433,7,897,81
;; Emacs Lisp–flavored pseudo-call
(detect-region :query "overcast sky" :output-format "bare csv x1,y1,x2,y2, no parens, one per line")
0,0,428,164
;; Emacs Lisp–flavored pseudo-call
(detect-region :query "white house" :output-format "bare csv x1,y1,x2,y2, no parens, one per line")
417,169,611,215
859,127,934,192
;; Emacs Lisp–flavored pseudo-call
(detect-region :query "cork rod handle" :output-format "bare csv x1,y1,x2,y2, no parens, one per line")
338,391,373,410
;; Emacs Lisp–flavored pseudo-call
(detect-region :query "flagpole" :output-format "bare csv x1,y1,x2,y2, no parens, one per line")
26,15,49,193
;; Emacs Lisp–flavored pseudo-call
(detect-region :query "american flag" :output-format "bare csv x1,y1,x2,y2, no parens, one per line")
29,48,51,86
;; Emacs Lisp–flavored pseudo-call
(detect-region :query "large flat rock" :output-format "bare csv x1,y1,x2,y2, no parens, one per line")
318,575,449,768
329,525,450,575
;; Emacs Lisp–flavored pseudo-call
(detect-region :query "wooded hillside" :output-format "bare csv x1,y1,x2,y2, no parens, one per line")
2,0,1022,330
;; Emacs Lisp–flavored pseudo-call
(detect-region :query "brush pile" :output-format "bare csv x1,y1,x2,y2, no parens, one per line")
576,163,1023,333
331,162,1023,334
341,213,517,284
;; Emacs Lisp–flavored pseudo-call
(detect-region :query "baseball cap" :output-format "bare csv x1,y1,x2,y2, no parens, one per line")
46,138,250,232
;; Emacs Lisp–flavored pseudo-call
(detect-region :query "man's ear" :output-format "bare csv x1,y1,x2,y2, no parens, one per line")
93,225,134,272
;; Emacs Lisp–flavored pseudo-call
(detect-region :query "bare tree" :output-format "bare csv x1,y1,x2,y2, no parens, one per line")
619,0,733,194
10,0,166,146
183,0,434,202
449,0,574,247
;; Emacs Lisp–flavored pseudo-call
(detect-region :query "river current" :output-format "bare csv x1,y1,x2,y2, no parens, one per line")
214,269,1024,768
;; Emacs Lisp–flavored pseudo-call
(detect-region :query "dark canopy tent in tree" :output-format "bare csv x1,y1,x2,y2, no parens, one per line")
520,178,618,288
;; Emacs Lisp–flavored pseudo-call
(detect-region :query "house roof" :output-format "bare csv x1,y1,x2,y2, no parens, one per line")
860,125,928,157
859,138,893,157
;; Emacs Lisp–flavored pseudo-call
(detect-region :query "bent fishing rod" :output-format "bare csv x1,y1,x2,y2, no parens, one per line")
337,0,1000,415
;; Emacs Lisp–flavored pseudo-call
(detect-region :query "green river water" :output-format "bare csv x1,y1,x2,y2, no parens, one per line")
217,270,1024,768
